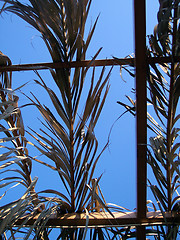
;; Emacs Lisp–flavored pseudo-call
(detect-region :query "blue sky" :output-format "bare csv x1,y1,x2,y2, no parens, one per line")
0,0,159,212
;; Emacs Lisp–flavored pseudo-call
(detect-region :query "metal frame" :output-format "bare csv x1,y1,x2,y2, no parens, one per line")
0,1,169,239
1,56,180,72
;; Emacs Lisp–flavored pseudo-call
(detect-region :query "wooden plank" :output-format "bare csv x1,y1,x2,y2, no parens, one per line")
11,211,180,228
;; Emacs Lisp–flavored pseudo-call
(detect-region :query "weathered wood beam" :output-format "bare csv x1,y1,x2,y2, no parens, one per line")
12,211,180,228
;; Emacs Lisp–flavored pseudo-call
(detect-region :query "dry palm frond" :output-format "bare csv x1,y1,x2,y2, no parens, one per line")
25,64,111,213
0,56,33,190
0,177,66,239
1,0,97,108
116,1,180,238
0,1,121,239
146,2,180,220
1,0,113,222
0,53,53,238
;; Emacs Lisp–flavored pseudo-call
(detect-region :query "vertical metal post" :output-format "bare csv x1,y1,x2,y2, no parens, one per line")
134,0,147,239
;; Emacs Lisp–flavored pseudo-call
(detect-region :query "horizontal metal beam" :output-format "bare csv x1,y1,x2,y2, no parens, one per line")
0,58,134,72
0,56,179,72
11,211,180,228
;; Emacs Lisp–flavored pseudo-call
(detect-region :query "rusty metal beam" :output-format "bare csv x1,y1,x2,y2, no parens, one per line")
148,56,180,64
0,58,134,72
134,0,147,239
0,56,180,72
11,212,180,228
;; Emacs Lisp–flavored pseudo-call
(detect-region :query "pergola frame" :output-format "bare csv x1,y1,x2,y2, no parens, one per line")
0,1,177,239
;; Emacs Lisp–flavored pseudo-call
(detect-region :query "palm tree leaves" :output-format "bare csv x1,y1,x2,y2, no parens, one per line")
0,177,68,239
2,0,86,61
0,179,37,237
25,64,111,212
115,3,180,235
0,1,127,239
0,66,33,190
149,0,172,57
0,0,112,216
1,0,96,70
1,0,99,129
146,2,180,224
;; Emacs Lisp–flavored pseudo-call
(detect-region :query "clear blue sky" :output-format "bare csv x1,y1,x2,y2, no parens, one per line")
0,1,159,211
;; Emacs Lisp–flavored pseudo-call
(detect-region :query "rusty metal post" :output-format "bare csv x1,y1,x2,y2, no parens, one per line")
134,0,147,239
